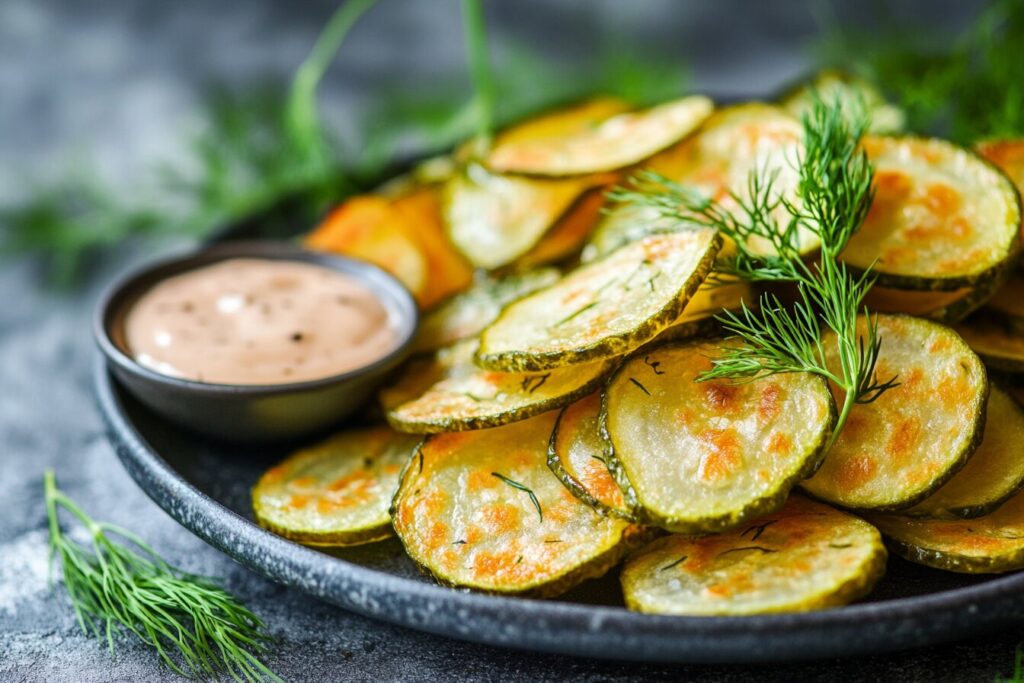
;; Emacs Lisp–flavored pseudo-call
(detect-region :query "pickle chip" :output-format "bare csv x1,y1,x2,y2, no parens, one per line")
621,496,887,615
780,69,906,135
488,97,631,151
412,268,561,354
306,195,429,300
486,95,713,177
602,340,836,534
863,282,995,324
977,139,1024,198
984,270,1024,323
252,426,420,547
515,185,607,268
477,230,722,372
841,136,1021,290
651,279,754,343
547,393,634,519
955,310,1024,373
867,489,1024,573
444,163,600,270
802,315,989,510
385,339,613,434
392,412,643,597
904,386,1024,519
590,103,816,260
391,186,474,308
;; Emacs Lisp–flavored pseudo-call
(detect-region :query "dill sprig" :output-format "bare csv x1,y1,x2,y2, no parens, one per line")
44,470,280,682
461,0,496,152
491,472,543,523
612,96,897,448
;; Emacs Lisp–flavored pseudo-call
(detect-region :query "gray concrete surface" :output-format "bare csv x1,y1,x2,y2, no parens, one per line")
2,0,1021,680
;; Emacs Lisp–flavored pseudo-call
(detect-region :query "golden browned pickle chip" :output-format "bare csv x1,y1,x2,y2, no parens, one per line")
867,488,1024,573
385,339,613,434
841,136,1021,290
984,270,1024,323
863,282,995,324
477,229,722,372
802,315,988,510
955,310,1024,373
903,386,1024,519
650,279,754,343
252,426,420,547
780,69,906,134
515,185,608,268
487,97,631,151
547,393,634,519
589,103,817,261
391,412,644,597
412,268,561,354
621,496,887,615
443,163,602,270
486,95,713,177
977,139,1024,201
306,195,429,301
602,340,836,534
391,186,474,308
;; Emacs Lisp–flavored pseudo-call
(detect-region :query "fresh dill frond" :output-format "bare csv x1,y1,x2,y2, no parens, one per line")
45,470,280,682
613,96,897,448
491,472,543,523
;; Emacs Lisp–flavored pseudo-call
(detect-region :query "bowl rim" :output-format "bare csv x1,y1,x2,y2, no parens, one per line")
94,239,419,396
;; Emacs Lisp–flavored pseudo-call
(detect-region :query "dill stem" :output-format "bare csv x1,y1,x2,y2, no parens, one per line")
828,386,858,452
461,0,495,149
286,0,378,155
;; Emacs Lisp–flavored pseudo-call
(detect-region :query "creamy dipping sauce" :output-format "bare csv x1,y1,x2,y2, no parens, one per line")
125,258,400,385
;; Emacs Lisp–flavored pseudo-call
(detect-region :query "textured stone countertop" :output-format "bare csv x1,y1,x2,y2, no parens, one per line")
2,0,1022,680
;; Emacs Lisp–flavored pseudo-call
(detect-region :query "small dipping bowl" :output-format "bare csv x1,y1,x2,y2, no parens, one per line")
95,241,418,442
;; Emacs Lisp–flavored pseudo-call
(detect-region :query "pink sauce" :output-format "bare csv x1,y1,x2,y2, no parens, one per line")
125,258,399,384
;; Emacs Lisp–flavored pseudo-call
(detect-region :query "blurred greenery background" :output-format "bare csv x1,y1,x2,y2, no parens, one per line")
0,0,1011,285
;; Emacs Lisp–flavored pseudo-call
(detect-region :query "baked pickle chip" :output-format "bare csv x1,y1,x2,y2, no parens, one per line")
412,268,561,354
306,195,429,301
391,412,644,597
515,186,606,268
984,270,1024,323
802,315,989,510
780,69,906,135
385,339,613,434
977,139,1024,198
867,488,1024,573
602,341,836,534
955,311,1024,373
253,426,419,547
620,496,886,615
443,163,602,270
589,103,818,261
904,386,1024,519
477,229,722,372
485,95,713,177
485,97,631,153
841,136,1022,291
863,282,995,324
651,279,754,343
547,393,635,519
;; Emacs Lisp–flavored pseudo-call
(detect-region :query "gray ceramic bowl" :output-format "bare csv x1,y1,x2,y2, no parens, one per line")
95,241,418,442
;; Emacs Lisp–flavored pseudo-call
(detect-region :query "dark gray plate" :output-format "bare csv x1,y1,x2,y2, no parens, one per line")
95,358,1024,663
